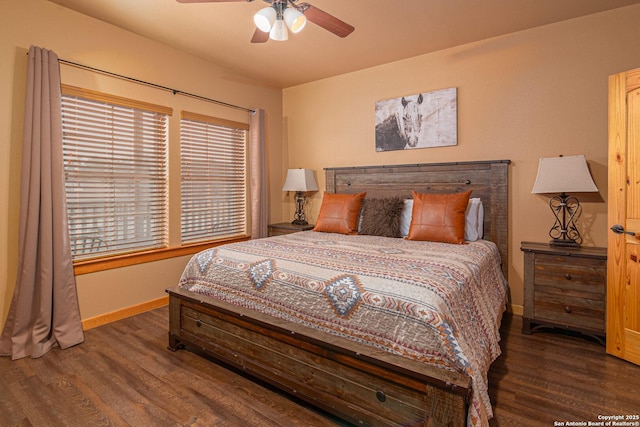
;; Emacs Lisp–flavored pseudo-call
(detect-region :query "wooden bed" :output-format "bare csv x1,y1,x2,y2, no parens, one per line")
167,159,510,427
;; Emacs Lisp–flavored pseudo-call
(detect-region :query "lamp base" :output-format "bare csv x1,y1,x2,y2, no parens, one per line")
549,238,580,248
547,193,583,248
290,191,309,226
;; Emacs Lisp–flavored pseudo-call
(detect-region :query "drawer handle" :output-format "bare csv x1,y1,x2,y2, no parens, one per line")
376,390,386,402
565,273,572,280
565,306,572,314
196,319,202,327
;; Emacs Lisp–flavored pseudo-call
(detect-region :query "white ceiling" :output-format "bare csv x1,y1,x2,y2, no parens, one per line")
48,0,640,88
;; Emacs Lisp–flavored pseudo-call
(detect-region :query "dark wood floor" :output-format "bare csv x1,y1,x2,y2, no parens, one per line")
1,307,639,426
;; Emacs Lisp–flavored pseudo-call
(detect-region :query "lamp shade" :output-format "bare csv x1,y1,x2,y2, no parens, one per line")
531,155,598,194
283,8,307,33
282,169,318,192
254,7,276,32
269,19,288,41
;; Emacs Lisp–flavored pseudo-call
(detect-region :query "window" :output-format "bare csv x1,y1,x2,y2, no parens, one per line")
180,111,248,243
61,85,171,260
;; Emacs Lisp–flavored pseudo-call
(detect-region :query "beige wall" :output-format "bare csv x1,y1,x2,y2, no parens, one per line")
0,0,284,326
282,5,640,312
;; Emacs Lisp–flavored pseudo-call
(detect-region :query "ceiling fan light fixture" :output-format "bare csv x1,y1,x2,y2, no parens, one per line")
283,8,306,33
254,6,276,32
179,0,355,43
269,19,288,41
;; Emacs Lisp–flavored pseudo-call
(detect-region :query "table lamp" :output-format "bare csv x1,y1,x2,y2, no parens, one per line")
282,168,318,225
531,155,598,247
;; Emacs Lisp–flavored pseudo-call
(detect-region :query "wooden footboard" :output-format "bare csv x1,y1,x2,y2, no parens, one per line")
167,286,470,427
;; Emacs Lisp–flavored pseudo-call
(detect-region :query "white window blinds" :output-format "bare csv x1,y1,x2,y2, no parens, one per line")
180,111,248,243
61,85,170,260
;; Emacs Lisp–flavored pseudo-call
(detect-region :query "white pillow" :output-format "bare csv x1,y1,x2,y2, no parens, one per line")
399,199,414,237
399,197,483,241
465,198,484,241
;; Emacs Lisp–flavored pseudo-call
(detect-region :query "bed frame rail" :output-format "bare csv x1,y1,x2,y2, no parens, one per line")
168,286,470,426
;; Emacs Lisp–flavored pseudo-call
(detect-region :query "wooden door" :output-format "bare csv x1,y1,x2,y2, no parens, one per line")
607,68,640,365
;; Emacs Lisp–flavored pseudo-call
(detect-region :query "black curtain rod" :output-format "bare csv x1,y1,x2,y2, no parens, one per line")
58,58,255,114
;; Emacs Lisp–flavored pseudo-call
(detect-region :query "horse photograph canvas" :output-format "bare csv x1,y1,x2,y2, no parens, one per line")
375,88,457,152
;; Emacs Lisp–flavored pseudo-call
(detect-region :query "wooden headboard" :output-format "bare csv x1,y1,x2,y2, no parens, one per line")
324,160,510,280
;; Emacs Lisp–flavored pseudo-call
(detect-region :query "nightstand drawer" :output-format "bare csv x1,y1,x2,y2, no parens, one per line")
533,253,606,289
533,290,605,331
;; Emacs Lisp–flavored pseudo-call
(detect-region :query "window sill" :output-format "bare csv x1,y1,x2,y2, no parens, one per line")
73,236,250,275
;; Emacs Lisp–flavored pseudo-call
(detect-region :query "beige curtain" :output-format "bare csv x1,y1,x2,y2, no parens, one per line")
249,108,268,239
0,46,84,360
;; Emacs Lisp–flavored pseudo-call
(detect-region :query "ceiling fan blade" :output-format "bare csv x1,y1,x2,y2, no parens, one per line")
251,28,269,43
302,4,354,38
176,0,249,3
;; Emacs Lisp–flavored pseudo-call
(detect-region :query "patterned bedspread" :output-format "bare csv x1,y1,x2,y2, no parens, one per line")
178,231,508,426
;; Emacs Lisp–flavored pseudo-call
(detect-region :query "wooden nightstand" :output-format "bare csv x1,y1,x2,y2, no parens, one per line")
520,241,607,345
268,222,315,237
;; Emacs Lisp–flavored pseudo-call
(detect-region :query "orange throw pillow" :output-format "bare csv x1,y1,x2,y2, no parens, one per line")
313,192,366,235
407,190,472,244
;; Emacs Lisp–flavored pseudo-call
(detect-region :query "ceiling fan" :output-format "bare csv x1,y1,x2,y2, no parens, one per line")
177,0,355,43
